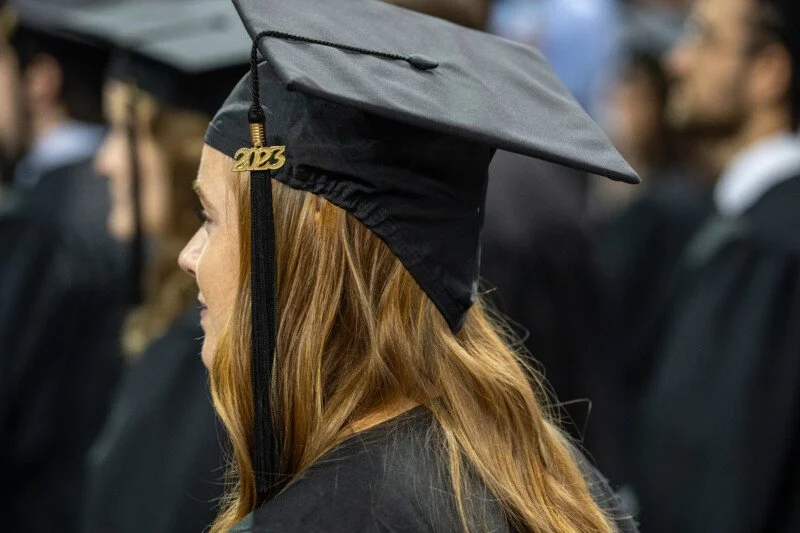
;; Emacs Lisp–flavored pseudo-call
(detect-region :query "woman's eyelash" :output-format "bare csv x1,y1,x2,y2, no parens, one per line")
197,208,212,224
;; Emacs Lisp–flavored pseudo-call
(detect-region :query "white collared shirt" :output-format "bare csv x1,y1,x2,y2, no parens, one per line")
14,120,105,189
714,133,800,217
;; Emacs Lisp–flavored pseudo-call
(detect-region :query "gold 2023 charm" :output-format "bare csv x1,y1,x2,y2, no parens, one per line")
232,146,286,172
232,121,286,172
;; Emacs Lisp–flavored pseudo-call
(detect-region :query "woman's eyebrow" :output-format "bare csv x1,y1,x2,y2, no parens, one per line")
192,180,211,207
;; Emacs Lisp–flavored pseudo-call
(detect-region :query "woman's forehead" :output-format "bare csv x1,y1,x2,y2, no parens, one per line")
197,144,236,199
199,144,233,175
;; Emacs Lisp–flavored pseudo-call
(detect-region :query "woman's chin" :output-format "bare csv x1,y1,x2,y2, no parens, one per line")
200,338,215,370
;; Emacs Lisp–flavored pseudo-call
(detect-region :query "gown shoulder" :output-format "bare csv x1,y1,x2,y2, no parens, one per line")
234,408,637,532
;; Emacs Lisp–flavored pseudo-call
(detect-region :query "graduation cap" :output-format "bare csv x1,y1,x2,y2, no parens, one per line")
64,0,250,303
205,0,638,501
8,0,101,39
68,0,251,116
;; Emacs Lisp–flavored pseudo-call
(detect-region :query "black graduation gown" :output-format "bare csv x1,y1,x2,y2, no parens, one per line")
21,157,123,272
83,308,226,533
0,208,124,533
231,407,638,532
595,176,713,482
632,174,800,533
597,177,713,378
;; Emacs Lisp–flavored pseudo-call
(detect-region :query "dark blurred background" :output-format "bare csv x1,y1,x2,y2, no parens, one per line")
1,1,798,532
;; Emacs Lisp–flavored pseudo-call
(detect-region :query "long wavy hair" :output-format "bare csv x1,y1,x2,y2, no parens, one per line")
120,86,208,356
209,163,618,533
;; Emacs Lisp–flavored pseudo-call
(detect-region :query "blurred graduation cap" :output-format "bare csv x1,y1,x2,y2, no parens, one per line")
65,0,250,303
7,0,102,41
68,0,251,114
205,0,638,502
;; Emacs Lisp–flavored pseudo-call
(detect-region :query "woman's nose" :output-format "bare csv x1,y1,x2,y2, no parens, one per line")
179,229,204,277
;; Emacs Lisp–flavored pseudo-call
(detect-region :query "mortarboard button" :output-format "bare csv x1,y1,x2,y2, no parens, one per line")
405,54,438,70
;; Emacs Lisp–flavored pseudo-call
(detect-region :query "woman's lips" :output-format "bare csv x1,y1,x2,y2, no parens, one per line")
198,298,208,321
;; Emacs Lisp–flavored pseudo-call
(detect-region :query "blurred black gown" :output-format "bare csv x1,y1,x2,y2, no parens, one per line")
23,158,118,257
0,203,124,532
595,174,713,484
230,406,638,532
633,174,800,532
83,307,226,533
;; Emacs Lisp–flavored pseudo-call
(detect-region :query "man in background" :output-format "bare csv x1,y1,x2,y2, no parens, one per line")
632,0,800,531
2,1,116,254
0,2,124,531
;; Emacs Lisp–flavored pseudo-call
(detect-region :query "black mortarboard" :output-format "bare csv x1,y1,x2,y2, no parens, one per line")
205,0,638,501
8,0,101,44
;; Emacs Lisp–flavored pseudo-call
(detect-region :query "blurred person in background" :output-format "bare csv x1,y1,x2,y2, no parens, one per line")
0,0,123,320
0,1,125,531
0,197,122,533
3,0,119,262
631,0,800,531
76,2,250,532
596,38,714,489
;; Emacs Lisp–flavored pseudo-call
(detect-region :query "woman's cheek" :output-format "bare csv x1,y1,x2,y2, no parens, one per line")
199,235,224,327
212,227,241,331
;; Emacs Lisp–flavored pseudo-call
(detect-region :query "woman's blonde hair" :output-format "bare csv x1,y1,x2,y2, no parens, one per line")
121,87,210,356
209,164,618,533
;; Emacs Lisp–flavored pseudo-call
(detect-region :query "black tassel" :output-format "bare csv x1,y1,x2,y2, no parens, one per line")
248,35,281,502
250,164,280,501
